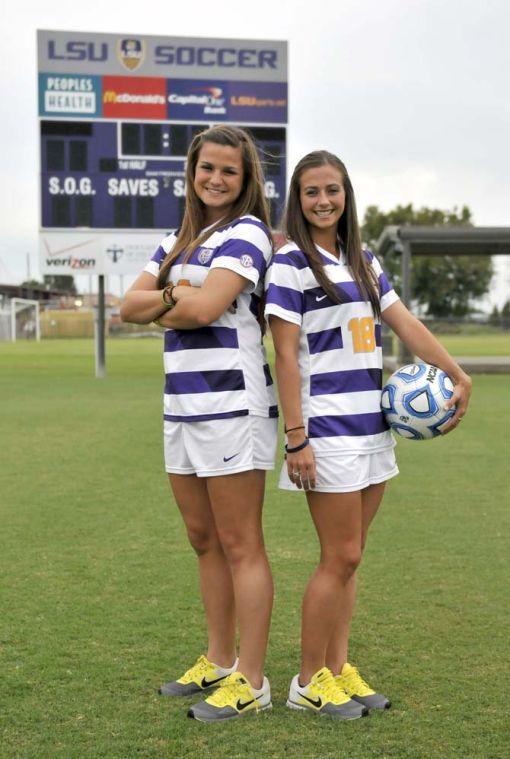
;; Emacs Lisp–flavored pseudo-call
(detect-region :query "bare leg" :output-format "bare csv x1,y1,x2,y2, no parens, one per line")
300,491,362,685
206,469,273,690
169,474,236,667
325,482,386,674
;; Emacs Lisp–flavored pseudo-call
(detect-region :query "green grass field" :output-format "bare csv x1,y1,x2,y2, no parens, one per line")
417,333,509,357
1,339,509,758
387,332,509,358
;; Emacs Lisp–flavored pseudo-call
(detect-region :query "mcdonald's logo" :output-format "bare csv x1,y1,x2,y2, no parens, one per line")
103,90,117,103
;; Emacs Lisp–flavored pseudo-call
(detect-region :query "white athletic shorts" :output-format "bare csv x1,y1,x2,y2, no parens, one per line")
164,415,278,477
279,447,399,493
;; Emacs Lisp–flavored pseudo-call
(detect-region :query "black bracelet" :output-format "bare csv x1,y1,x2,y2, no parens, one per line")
285,437,309,454
285,424,305,434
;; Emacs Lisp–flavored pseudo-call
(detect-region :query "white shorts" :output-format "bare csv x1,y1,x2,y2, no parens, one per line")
164,415,278,477
279,447,399,493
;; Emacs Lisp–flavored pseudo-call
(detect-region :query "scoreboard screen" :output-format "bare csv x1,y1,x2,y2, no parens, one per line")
40,120,286,230
38,30,287,276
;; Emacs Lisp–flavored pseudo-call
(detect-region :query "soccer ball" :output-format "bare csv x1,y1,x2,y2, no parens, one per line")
381,363,455,440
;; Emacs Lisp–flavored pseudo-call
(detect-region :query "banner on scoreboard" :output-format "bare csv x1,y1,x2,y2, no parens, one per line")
38,74,287,124
37,30,287,82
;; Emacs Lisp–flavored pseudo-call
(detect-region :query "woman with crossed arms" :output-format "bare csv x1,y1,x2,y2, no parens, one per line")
122,126,277,723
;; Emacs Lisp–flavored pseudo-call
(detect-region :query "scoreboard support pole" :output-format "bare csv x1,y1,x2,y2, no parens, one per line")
398,241,414,364
95,275,106,378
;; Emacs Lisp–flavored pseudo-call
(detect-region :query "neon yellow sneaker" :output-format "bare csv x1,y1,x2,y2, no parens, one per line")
335,663,391,710
159,654,237,697
188,671,272,722
286,667,368,719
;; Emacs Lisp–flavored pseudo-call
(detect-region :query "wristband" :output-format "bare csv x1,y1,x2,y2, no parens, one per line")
285,437,310,454
162,283,176,309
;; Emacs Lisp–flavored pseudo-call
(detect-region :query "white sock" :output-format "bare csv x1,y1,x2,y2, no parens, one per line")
253,677,268,695
214,657,238,674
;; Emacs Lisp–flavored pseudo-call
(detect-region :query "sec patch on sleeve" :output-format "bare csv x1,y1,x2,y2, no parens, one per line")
240,254,254,268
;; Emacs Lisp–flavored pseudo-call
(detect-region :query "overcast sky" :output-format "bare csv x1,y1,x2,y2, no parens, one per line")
1,0,509,305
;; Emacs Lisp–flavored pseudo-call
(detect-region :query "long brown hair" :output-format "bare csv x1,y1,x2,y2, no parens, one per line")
283,150,381,319
157,125,271,288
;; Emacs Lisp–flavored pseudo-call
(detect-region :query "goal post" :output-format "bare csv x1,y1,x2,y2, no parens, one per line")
10,298,41,342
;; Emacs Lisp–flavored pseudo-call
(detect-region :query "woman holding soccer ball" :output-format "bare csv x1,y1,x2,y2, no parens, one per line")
121,126,277,722
265,150,472,718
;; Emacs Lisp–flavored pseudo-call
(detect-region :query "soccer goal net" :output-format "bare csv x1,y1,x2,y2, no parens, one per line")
0,298,41,342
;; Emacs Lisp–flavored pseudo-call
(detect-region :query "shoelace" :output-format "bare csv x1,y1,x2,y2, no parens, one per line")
313,668,348,704
181,655,213,684
341,666,373,696
208,674,253,707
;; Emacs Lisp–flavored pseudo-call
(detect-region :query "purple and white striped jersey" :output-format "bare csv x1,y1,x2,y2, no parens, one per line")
265,242,399,455
144,215,278,423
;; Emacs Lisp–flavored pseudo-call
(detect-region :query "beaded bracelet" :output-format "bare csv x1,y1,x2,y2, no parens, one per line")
285,438,310,454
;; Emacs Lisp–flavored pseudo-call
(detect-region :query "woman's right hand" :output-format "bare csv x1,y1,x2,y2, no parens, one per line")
173,284,237,314
172,284,201,303
286,431,316,491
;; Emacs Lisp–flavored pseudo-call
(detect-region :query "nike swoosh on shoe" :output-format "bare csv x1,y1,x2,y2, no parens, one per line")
300,694,322,708
201,675,227,688
236,698,256,711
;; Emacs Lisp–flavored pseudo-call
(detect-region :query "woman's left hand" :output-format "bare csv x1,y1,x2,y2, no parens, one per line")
441,372,472,434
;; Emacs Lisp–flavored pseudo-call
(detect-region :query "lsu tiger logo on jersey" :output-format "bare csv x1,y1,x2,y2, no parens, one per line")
117,39,145,71
198,248,214,265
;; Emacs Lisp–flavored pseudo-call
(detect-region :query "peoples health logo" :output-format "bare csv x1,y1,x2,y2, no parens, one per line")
39,74,101,117
117,38,145,71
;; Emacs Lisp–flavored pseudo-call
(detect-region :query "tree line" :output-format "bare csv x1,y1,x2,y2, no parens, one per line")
361,204,495,318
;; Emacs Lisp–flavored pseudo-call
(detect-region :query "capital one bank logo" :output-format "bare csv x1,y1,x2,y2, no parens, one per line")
117,38,145,71
167,82,227,117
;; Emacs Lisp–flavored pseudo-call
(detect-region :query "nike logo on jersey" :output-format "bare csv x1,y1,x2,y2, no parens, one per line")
300,694,322,708
315,295,328,302
223,453,240,462
201,675,226,688
236,698,256,711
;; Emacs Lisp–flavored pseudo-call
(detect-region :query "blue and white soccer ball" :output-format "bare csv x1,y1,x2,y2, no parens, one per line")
381,363,456,440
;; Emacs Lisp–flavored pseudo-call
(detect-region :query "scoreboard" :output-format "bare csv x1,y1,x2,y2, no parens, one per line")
40,120,285,230
38,30,287,276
